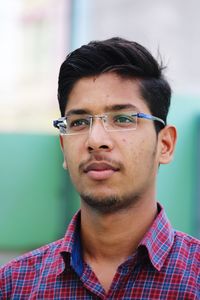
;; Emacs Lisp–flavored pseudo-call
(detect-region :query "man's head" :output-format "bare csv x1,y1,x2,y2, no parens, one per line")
56,37,176,214
58,37,171,134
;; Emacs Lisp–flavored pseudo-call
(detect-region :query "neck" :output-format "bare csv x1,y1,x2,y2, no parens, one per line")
81,197,158,264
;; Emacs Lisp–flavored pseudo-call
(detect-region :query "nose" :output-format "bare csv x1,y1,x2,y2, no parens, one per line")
85,117,114,152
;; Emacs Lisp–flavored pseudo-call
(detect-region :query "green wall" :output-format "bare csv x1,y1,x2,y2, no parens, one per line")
0,133,79,251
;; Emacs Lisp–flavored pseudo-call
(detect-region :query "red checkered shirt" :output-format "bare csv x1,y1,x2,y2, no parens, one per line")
0,204,200,299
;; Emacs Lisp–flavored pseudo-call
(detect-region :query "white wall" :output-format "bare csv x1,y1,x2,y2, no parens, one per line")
73,0,200,96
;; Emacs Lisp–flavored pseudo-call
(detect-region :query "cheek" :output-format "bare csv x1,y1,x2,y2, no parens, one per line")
63,140,84,174
119,138,141,166
122,137,154,168
121,137,136,151
63,139,81,159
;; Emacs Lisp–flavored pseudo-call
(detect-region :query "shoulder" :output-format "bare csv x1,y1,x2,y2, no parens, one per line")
172,230,200,273
1,238,63,271
0,238,63,295
174,230,200,251
0,239,64,299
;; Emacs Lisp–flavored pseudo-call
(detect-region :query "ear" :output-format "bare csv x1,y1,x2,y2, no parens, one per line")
59,136,68,170
158,125,177,165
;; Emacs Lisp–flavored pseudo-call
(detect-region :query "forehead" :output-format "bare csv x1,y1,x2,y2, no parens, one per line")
66,73,150,114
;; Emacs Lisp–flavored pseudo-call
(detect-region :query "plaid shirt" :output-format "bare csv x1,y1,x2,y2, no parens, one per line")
0,204,200,299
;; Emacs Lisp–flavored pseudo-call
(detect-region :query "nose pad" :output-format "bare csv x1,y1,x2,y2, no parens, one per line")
88,116,106,135
86,116,113,151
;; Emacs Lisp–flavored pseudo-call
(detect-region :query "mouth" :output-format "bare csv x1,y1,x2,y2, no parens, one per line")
83,162,120,180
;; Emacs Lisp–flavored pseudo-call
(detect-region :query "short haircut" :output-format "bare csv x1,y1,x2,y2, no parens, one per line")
58,37,171,133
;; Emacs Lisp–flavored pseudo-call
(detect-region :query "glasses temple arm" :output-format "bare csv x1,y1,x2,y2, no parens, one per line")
137,113,165,126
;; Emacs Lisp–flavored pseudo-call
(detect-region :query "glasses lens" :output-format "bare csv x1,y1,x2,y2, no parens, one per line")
55,112,138,135
105,112,137,131
66,115,91,135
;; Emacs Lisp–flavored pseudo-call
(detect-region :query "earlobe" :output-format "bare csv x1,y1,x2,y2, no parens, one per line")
159,125,177,165
63,160,68,170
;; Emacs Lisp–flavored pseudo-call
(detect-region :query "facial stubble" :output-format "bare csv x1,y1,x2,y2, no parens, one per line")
80,144,158,214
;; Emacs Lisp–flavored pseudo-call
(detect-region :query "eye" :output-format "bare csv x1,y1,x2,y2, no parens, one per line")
113,114,136,126
68,117,90,131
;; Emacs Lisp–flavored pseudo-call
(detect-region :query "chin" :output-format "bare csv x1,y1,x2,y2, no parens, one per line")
78,184,117,198
80,191,140,214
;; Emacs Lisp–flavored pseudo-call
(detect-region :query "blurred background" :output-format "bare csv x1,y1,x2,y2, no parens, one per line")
1,0,200,266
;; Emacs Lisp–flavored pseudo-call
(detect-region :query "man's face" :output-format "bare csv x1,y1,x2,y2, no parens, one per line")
60,73,164,213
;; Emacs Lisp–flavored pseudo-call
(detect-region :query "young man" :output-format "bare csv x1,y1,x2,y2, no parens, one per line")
1,37,200,299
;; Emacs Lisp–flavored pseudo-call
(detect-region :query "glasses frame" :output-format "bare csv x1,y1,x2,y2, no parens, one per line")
53,112,165,136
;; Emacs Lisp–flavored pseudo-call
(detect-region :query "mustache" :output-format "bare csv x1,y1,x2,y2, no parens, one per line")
79,154,124,173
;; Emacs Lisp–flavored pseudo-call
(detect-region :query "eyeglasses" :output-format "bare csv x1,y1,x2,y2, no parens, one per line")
53,111,165,135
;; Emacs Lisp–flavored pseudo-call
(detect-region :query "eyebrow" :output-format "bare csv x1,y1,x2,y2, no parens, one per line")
65,109,90,116
65,104,139,116
104,104,138,111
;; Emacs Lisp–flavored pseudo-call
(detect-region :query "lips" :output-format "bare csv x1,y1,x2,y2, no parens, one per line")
84,162,119,172
83,162,119,180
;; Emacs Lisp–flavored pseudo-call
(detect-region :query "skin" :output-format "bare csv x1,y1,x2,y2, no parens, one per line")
60,72,177,293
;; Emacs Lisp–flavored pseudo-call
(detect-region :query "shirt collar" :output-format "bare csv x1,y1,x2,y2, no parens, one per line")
57,203,174,275
57,210,83,276
139,203,174,271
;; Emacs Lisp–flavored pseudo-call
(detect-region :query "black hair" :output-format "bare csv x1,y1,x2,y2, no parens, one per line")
58,37,171,133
